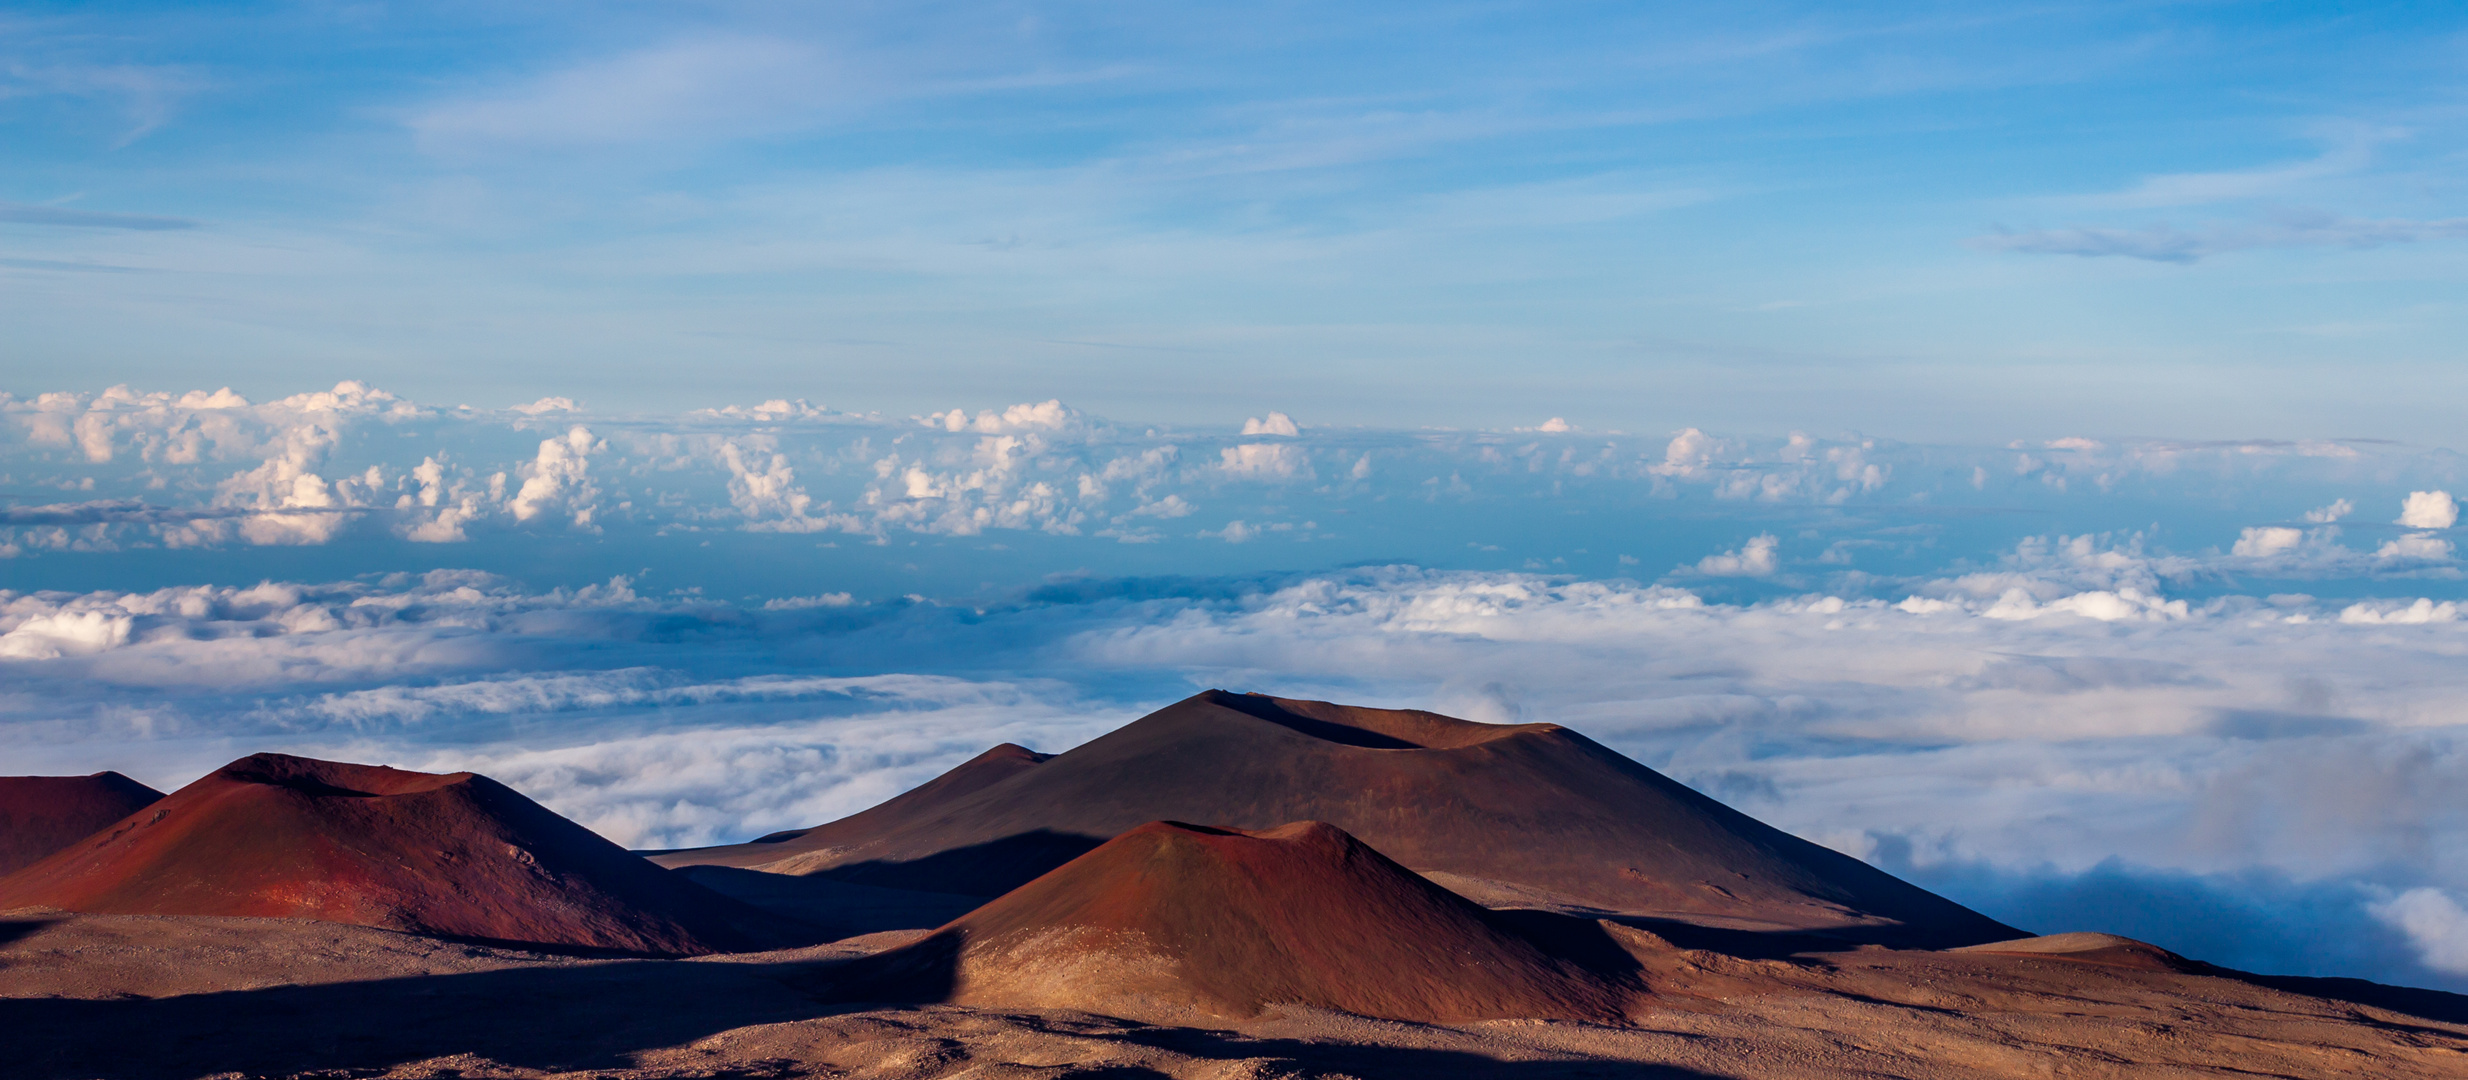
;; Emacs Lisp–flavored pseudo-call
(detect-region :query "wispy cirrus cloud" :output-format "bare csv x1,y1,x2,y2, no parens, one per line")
0,201,197,231
0,57,208,145
2058,138,2384,211
1973,212,2468,263
406,36,866,152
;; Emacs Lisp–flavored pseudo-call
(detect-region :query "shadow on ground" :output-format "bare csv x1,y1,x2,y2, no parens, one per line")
0,938,1724,1080
4,953,868,1080
0,916,60,948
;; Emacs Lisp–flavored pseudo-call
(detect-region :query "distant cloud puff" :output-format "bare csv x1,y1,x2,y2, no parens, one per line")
507,426,603,527
1218,443,1311,480
1205,520,1258,543
1240,412,1300,436
1696,533,1779,576
2232,527,2304,557
2376,532,2456,561
2397,490,2458,530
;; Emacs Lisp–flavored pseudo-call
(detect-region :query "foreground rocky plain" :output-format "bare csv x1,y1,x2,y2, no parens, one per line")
4,692,2465,1079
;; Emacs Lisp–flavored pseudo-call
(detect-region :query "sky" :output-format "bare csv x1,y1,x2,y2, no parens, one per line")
5,1,2468,438
7,2,2468,997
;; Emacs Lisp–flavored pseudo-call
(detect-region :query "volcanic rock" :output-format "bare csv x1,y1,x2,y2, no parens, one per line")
0,753,801,955
661,690,2014,946
0,772,165,877
867,819,1640,1022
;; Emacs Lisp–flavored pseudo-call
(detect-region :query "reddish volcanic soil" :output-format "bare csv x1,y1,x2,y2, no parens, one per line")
0,772,163,877
659,690,2013,946
0,753,805,955
871,819,1640,1023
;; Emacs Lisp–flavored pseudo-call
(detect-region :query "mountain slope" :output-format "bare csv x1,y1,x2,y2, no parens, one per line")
0,772,165,877
0,753,804,955
659,690,2015,946
872,819,1640,1022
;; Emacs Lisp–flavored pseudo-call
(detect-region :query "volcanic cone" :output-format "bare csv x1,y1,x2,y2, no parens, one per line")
0,753,800,955
879,819,1639,1022
0,772,164,877
661,690,2014,946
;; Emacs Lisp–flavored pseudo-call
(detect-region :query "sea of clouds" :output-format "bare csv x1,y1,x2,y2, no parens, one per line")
6,382,2468,992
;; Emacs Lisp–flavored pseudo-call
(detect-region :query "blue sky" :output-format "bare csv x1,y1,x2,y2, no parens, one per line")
6,2,2467,440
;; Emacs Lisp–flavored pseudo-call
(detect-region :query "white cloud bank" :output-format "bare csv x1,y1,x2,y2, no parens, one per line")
8,381,2464,586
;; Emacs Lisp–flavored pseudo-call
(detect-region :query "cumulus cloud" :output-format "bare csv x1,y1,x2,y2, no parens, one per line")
1651,427,1716,477
2338,598,2459,625
2376,533,2455,562
693,398,848,423
1217,442,1312,480
2307,498,2354,524
1695,533,1779,576
2232,527,2305,557
2398,490,2458,530
717,438,852,533
0,610,134,659
508,425,603,527
924,399,1082,435
1205,520,1259,543
1240,412,1300,436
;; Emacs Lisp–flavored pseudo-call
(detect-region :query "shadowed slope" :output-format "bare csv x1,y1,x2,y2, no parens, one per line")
0,773,164,877
0,754,803,955
869,820,1640,1023
661,691,2014,946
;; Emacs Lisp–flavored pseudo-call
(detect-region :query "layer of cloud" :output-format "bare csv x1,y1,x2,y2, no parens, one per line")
9,383,2467,595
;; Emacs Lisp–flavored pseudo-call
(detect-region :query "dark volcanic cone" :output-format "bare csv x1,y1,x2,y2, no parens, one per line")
871,819,1639,1022
0,753,803,955
661,690,2014,947
0,772,165,877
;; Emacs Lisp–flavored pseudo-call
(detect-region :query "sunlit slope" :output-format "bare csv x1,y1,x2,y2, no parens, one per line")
0,753,803,955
